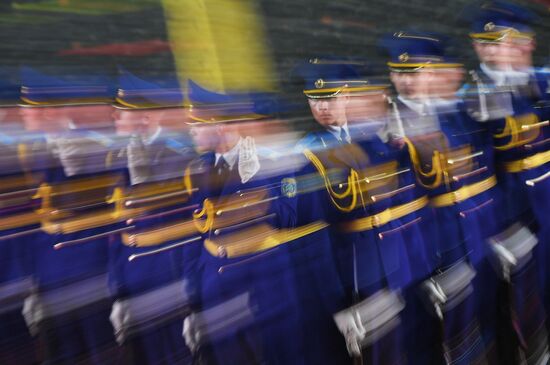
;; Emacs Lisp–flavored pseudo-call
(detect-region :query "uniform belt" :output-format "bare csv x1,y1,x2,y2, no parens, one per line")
0,211,41,231
42,209,123,234
430,175,496,208
204,221,328,258
502,150,550,173
122,219,197,247
339,196,429,233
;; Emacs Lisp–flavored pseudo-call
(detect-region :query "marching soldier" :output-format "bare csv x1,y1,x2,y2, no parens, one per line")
0,75,39,365
462,1,550,363
293,58,437,364
182,80,316,364
18,67,120,364
108,70,197,365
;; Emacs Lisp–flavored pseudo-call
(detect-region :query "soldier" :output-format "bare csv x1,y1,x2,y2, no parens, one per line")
293,58,438,364
0,73,39,365
462,1,550,362
181,80,318,364
108,70,197,365
387,32,545,362
18,67,120,365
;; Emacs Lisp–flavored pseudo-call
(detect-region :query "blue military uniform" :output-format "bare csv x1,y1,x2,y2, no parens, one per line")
182,81,310,364
0,76,39,365
382,32,502,364
462,2,550,362
18,67,121,364
294,59,439,365
108,71,197,365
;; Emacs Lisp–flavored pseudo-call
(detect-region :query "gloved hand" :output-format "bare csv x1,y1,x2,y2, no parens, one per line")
183,313,201,353
22,293,43,336
110,300,131,344
238,137,260,183
333,309,366,357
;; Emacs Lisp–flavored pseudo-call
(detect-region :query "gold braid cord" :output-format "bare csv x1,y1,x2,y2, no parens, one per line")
403,137,445,189
193,198,215,233
494,114,540,151
304,149,360,212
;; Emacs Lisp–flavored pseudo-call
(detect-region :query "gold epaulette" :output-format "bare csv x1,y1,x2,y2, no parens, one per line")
430,175,497,208
204,221,329,258
502,150,550,173
122,219,198,247
339,196,429,233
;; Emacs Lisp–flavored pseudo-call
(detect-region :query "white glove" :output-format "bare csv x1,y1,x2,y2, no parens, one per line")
22,293,43,336
238,137,260,184
333,309,366,357
183,314,201,353
110,300,131,344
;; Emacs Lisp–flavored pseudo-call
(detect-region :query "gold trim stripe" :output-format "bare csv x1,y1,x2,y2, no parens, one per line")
204,221,329,258
502,150,550,173
122,219,198,247
0,211,41,231
387,62,463,69
339,196,429,233
430,175,497,208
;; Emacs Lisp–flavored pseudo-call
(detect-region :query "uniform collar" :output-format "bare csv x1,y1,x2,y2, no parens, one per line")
142,126,162,146
326,123,351,143
480,63,532,87
397,95,431,116
215,137,242,170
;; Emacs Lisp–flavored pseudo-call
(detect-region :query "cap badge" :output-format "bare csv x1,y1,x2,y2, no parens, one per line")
399,53,409,62
484,22,495,31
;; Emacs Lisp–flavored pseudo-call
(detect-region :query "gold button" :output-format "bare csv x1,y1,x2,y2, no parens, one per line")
217,246,227,258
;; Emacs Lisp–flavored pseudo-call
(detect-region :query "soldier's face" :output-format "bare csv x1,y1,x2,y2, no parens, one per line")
189,124,220,153
19,107,43,130
473,39,529,70
346,92,388,122
390,71,432,99
20,106,67,132
113,110,146,136
308,95,349,127
429,68,465,98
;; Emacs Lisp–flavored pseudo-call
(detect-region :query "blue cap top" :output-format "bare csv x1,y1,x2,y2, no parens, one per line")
114,69,184,109
381,31,462,72
0,69,20,106
20,67,115,106
187,80,270,123
297,57,388,98
466,1,537,42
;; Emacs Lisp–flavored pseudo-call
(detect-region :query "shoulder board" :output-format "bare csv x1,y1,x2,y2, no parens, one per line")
83,130,115,147
256,145,282,161
165,138,194,155
294,133,321,153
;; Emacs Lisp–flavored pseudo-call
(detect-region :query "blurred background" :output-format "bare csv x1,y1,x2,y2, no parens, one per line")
0,0,548,86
